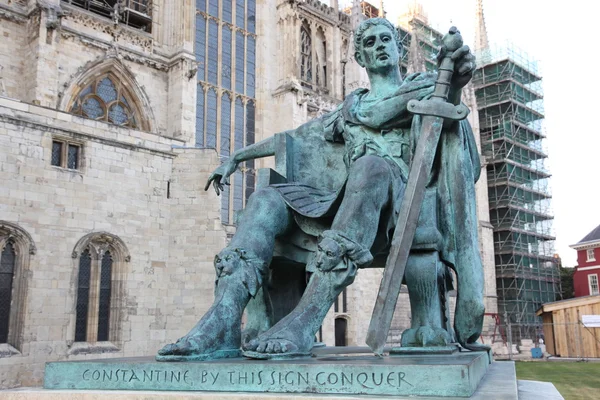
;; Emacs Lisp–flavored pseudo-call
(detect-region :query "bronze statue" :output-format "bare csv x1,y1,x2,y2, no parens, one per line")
157,18,486,362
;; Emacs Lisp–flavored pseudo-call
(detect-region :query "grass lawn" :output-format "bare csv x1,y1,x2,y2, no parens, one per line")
515,361,600,400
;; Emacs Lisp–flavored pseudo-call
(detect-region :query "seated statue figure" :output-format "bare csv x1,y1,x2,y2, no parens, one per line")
157,17,486,361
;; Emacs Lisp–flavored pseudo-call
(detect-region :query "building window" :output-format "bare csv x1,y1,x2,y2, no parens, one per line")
300,22,312,85
195,0,256,225
334,317,347,346
62,0,153,32
51,139,81,170
0,221,35,351
0,241,16,344
69,74,141,129
589,274,599,296
587,249,595,262
72,233,130,344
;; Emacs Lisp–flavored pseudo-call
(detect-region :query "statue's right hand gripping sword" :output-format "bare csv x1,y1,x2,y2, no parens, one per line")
366,27,470,356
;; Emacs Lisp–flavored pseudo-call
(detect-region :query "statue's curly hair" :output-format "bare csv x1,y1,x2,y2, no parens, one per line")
353,18,404,59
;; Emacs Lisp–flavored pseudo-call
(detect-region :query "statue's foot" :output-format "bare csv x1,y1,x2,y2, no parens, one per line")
401,326,452,347
454,297,490,352
242,315,314,359
156,305,242,362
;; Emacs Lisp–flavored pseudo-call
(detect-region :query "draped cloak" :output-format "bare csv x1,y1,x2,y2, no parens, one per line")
270,73,483,281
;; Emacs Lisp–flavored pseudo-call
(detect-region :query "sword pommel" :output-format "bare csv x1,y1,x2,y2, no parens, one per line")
443,26,463,53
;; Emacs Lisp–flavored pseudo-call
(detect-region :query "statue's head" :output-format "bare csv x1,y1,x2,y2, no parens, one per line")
354,18,403,72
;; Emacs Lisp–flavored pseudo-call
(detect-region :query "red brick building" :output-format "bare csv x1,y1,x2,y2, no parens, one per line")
571,225,600,297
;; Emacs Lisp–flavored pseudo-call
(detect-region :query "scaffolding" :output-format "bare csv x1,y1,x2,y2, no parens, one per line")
397,7,442,74
474,46,560,339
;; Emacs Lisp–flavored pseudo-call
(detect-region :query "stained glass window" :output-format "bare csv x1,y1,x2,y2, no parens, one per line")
220,94,232,224
222,26,233,90
196,86,205,147
208,0,219,17
245,101,255,203
195,15,206,81
236,0,245,28
0,242,15,344
206,89,218,148
233,98,245,214
69,74,140,129
301,25,312,83
74,249,91,342
235,31,245,94
196,0,206,13
246,36,255,98
207,20,219,85
223,0,233,23
247,0,255,34
97,251,112,341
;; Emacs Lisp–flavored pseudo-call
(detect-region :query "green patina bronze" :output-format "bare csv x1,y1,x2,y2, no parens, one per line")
156,18,488,362
44,349,492,397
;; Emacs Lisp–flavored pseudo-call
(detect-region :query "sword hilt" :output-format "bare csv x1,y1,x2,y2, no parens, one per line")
432,26,463,103
407,26,469,121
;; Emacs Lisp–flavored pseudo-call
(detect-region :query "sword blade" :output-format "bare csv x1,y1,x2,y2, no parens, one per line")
366,115,444,354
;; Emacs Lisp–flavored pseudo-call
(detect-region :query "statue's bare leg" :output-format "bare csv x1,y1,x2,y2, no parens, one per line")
243,156,393,357
157,188,293,361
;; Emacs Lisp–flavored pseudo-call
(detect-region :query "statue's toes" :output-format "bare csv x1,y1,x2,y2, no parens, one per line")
243,338,259,351
157,343,177,356
158,342,191,356
256,341,268,353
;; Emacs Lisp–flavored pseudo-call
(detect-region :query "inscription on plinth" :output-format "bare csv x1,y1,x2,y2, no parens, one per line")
44,351,491,397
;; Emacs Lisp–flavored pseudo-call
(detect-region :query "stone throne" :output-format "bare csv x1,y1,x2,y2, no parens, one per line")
241,122,455,347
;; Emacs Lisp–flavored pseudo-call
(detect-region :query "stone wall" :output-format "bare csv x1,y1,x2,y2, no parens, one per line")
0,98,227,387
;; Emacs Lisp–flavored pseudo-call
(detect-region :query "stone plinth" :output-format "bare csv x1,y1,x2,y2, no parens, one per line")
7,361,527,399
43,348,492,398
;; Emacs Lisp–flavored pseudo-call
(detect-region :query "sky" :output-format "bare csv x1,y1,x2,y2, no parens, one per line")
335,0,599,267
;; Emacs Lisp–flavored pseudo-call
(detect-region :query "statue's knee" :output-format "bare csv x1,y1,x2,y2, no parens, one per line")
347,156,392,192
246,187,284,209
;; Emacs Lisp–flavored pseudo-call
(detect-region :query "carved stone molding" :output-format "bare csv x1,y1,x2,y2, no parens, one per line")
62,5,153,52
71,231,131,262
0,221,37,255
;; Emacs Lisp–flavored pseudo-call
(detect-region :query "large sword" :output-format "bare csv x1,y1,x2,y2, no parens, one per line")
366,27,470,355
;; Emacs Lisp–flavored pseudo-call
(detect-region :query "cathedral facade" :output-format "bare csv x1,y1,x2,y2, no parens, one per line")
0,0,496,388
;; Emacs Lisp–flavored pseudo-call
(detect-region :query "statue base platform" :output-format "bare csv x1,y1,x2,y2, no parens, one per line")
40,347,494,398
6,361,563,399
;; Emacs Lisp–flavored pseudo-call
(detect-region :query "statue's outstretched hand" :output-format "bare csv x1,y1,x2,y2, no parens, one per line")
204,159,238,195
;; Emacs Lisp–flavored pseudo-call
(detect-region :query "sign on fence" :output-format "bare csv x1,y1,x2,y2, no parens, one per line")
582,315,600,328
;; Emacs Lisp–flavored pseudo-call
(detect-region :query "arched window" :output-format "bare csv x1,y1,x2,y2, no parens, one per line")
69,73,144,130
315,27,327,89
72,233,129,344
300,22,312,84
0,221,35,352
0,241,16,344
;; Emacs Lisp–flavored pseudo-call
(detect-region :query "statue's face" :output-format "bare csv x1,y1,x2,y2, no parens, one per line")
356,24,400,73
315,238,344,271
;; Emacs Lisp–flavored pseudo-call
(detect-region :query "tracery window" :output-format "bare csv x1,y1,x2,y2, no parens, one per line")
69,74,140,129
74,248,114,342
0,222,35,352
72,233,129,344
315,27,327,90
195,0,257,226
300,23,312,84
